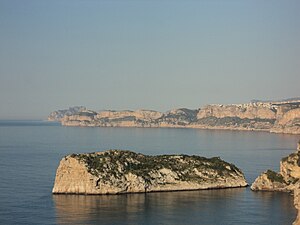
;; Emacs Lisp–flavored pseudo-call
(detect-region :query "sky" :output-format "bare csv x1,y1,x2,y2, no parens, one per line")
0,0,299,119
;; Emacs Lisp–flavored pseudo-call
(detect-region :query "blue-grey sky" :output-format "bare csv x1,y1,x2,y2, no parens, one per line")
0,0,299,119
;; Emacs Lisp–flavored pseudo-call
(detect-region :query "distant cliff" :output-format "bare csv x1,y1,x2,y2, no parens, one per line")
251,142,300,225
52,150,247,194
48,106,86,121
48,99,300,134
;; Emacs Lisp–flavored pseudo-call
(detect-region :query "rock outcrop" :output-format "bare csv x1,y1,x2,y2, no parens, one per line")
250,169,290,192
49,99,300,134
251,141,300,225
52,150,247,195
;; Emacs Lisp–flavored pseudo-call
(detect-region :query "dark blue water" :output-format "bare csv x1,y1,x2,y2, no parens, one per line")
0,121,299,225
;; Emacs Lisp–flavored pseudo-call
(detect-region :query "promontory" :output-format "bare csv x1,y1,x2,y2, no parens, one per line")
52,150,247,194
48,98,300,134
251,141,300,225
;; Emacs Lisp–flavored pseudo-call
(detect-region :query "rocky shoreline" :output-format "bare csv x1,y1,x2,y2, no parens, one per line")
48,99,300,134
251,142,300,225
52,150,248,195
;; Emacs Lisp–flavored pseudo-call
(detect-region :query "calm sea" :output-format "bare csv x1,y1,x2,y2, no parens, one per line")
0,120,299,225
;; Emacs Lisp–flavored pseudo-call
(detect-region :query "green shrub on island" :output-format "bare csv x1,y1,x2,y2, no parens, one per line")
71,150,243,183
266,170,285,183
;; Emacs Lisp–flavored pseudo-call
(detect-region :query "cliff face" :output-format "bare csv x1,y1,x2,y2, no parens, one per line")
271,108,300,134
192,101,299,132
50,100,300,134
61,108,199,128
196,104,276,120
52,150,247,195
97,110,163,121
191,104,276,131
251,142,300,225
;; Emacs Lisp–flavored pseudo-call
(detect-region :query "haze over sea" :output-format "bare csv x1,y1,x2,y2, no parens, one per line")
1,1,300,120
0,120,299,225
1,1,300,224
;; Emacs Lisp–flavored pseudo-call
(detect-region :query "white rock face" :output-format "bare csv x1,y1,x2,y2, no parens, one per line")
52,157,98,194
52,150,248,195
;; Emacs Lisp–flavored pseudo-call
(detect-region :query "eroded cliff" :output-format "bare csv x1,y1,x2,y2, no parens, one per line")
52,150,247,194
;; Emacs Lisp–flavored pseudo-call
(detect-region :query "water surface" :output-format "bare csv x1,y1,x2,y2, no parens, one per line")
0,121,299,225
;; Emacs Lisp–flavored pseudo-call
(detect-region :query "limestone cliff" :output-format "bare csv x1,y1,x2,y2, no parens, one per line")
271,108,300,134
49,99,300,134
192,103,276,131
52,150,247,194
251,142,300,225
192,100,299,132
196,104,276,120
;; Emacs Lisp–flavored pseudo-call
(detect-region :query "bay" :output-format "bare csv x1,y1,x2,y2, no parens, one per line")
0,121,299,225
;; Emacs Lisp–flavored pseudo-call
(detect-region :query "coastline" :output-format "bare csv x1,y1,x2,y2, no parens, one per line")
59,122,282,133
50,100,300,135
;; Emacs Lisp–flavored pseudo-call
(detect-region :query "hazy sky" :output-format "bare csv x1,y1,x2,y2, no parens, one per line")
0,0,299,119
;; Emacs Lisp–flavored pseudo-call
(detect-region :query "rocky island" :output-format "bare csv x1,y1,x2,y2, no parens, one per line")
49,99,300,134
52,150,247,195
251,141,300,225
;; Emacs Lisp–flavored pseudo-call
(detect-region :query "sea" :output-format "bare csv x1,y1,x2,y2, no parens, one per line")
0,120,299,225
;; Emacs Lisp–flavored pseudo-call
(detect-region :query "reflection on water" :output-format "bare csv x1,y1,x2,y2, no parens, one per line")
53,188,296,225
